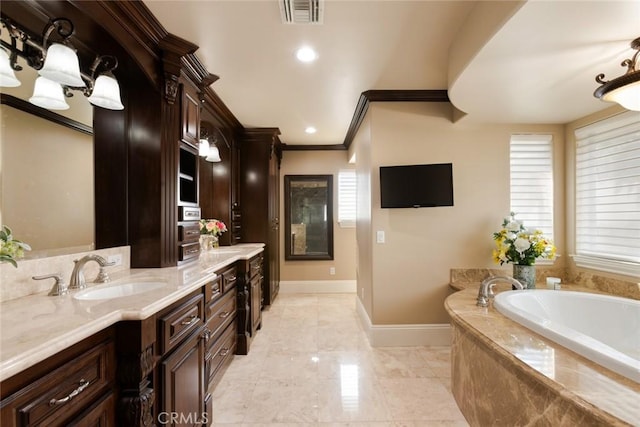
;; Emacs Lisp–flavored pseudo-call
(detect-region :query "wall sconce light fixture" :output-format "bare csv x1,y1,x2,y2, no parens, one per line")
594,36,640,111
199,125,230,163
0,17,124,111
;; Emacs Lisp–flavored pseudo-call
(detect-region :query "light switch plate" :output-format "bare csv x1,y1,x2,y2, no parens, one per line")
376,230,385,243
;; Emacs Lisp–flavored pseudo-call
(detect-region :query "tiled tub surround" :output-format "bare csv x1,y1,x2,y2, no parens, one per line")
0,244,264,382
446,289,640,426
449,267,640,300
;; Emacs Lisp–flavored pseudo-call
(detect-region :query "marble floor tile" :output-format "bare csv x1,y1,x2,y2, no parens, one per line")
211,293,468,427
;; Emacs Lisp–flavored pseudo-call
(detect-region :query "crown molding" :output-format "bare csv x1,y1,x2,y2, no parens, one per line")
343,89,450,149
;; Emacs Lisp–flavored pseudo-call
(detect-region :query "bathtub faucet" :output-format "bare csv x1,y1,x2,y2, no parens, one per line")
476,276,524,307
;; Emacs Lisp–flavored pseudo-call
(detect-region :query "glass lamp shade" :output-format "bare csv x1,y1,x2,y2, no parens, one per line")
39,43,86,88
602,80,640,111
205,144,221,162
87,74,124,110
29,76,70,110
199,139,210,157
0,49,21,87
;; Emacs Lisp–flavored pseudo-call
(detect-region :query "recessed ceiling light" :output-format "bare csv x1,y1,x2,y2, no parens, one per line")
296,47,318,63
305,126,317,134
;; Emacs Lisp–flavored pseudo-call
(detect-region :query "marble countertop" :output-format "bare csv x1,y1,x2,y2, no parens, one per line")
0,244,264,382
445,288,640,426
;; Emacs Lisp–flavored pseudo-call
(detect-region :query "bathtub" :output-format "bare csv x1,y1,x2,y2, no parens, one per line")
494,290,640,383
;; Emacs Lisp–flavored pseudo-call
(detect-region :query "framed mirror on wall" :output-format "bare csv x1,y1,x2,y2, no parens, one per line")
284,175,334,260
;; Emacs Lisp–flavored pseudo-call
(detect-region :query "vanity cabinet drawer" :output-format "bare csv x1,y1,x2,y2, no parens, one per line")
206,290,237,343
2,340,114,427
220,265,238,293
179,242,200,262
204,275,223,304
178,206,201,221
179,223,200,242
206,320,237,388
249,255,263,279
158,293,204,355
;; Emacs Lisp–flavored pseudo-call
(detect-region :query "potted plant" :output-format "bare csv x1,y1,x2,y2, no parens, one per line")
199,219,227,250
0,225,31,267
492,212,556,289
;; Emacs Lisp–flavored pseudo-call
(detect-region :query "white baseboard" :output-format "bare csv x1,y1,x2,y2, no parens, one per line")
356,297,451,347
279,280,357,293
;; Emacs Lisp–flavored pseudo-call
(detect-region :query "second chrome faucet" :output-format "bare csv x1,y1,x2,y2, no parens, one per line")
69,254,115,290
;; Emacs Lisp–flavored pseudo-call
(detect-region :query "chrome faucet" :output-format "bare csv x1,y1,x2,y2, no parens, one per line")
476,276,524,307
69,255,115,290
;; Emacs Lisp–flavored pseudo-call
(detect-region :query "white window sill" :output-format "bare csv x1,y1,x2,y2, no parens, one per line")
571,254,640,278
339,220,355,229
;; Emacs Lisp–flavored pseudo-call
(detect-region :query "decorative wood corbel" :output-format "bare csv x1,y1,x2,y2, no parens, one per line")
159,34,198,104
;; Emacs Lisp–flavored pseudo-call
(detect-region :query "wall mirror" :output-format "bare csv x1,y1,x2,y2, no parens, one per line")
284,175,334,260
1,61,95,259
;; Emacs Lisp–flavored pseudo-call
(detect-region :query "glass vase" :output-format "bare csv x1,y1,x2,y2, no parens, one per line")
513,264,536,289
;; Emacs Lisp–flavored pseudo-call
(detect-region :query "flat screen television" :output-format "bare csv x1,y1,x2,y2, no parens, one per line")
380,163,454,208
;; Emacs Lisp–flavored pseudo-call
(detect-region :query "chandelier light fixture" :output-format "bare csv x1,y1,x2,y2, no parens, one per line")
0,17,124,111
594,36,640,111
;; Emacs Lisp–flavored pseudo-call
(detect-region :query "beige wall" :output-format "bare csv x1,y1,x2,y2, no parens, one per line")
354,115,374,317
1,105,94,253
279,150,357,281
354,102,564,325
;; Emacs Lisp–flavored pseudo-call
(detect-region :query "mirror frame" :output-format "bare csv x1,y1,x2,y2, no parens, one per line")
284,174,334,261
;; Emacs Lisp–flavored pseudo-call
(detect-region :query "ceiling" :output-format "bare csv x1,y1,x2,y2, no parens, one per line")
142,0,640,146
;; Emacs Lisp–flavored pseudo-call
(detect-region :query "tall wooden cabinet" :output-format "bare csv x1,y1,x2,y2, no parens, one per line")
240,129,282,307
177,80,202,263
199,116,241,247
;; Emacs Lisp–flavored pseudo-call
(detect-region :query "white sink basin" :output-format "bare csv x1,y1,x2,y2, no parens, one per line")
74,281,166,300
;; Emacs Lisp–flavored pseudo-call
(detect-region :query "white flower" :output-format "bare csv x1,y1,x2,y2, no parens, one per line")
514,237,531,254
506,221,521,232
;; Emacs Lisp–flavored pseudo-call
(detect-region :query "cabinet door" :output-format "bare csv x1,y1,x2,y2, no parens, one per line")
250,277,262,335
66,392,115,427
181,84,200,149
160,330,207,427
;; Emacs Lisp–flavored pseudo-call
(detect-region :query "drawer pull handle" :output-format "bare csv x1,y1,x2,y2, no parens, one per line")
220,348,229,357
181,315,198,326
49,379,90,406
219,311,230,319
226,275,237,282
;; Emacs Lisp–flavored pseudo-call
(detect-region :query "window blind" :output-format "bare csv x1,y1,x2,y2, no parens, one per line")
510,134,554,239
575,111,640,264
338,169,356,226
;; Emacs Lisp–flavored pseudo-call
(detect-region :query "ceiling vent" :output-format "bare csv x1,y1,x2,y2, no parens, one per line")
280,0,324,24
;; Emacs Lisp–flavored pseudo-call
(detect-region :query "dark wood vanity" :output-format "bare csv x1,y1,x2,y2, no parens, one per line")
0,248,263,426
0,0,279,425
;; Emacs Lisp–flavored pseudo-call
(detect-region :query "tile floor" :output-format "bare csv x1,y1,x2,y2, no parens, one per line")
211,293,469,426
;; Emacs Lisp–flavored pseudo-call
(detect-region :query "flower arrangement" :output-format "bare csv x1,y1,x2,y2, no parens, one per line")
0,225,31,268
199,219,227,237
492,212,556,266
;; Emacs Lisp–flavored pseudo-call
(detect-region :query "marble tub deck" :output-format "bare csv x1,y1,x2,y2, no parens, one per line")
445,288,640,426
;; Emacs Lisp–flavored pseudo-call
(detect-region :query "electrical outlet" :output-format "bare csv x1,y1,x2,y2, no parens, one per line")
108,254,123,266
329,267,336,275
